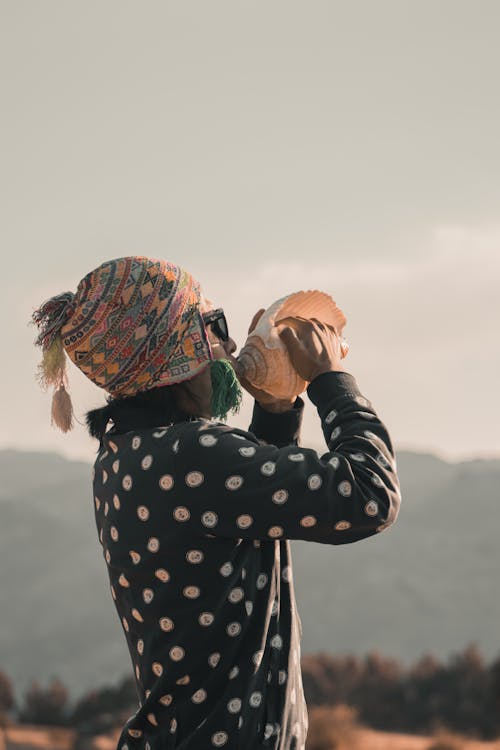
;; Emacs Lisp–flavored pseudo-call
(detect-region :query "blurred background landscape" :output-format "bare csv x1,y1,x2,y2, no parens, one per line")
1,0,499,747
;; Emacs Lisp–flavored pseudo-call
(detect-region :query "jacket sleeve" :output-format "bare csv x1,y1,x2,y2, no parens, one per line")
248,396,304,447
173,371,401,545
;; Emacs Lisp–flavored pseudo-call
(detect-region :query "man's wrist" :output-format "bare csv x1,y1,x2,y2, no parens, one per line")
249,396,304,447
257,399,296,414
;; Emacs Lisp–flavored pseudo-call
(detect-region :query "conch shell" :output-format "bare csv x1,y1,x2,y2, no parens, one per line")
236,290,348,401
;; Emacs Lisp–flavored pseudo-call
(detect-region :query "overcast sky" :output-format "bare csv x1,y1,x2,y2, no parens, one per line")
2,0,499,464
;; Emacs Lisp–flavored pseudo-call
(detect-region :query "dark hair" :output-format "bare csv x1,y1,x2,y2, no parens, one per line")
85,385,192,444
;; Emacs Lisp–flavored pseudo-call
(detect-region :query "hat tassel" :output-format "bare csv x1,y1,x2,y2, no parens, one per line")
51,381,74,433
51,379,73,432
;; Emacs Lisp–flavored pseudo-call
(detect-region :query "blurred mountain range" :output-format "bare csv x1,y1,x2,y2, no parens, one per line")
1,448,499,702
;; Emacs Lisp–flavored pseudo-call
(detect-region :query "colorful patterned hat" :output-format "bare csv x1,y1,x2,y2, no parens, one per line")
32,256,213,431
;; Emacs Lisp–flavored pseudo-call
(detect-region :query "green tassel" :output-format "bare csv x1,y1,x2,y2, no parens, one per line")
210,359,243,421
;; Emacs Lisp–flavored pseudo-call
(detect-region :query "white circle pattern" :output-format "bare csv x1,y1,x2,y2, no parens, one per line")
337,480,352,497
186,471,204,487
183,586,200,599
225,475,244,490
228,587,244,603
155,568,170,582
268,526,283,538
147,538,160,552
307,474,322,490
192,689,207,703
169,646,184,661
272,489,288,504
236,514,253,529
260,461,276,476
335,520,351,531
199,434,218,447
211,731,228,746
186,549,204,564
256,573,268,589
226,622,241,636
199,612,215,626
137,505,149,521
122,475,133,490
202,511,218,528
238,446,256,457
173,506,190,522
300,515,317,527
153,428,168,438
219,562,233,577
249,691,262,707
208,652,221,667
159,474,174,490
365,500,379,516
227,697,242,713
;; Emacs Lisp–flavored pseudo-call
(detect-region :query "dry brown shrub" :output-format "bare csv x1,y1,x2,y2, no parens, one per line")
306,703,362,750
426,728,469,750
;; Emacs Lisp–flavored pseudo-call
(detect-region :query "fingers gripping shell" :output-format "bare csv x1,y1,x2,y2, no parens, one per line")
237,291,347,400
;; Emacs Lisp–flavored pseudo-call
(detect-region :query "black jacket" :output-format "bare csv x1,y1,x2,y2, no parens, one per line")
91,371,401,749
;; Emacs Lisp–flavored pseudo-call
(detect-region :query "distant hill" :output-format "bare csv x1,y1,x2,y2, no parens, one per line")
1,447,499,703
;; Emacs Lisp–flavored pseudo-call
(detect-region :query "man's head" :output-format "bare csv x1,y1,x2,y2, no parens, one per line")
172,293,242,420
31,256,242,431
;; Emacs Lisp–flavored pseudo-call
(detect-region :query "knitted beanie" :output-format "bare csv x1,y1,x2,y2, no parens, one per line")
31,256,213,431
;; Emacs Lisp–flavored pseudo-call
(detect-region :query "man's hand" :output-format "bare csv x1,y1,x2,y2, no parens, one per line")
278,316,346,381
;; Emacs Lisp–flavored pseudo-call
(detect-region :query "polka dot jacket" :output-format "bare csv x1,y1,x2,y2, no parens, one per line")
92,371,401,749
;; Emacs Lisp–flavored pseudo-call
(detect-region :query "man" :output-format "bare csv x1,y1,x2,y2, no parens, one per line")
32,256,401,750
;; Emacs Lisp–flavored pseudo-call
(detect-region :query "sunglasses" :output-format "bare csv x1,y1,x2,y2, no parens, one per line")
202,308,229,342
